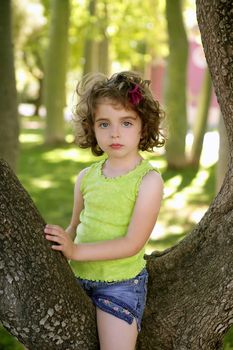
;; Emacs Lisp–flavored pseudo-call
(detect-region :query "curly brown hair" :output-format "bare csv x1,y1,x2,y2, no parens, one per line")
73,71,165,156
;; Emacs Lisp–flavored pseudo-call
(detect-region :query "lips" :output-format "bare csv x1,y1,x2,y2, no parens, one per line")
110,144,123,150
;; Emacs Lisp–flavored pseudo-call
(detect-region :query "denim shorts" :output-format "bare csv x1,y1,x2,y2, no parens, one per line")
76,268,148,332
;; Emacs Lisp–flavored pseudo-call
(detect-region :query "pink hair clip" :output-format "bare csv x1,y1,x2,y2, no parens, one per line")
128,84,143,105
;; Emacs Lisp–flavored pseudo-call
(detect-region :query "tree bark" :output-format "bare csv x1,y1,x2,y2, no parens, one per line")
0,159,98,350
1,0,233,349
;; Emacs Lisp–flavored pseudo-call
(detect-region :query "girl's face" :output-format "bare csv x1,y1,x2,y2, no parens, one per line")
94,101,142,161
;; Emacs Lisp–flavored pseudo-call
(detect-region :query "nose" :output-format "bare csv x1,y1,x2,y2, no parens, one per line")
110,124,120,138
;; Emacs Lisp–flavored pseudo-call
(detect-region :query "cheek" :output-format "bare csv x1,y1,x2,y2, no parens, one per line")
94,125,101,137
138,119,143,133
138,125,143,138
94,130,106,146
140,123,145,136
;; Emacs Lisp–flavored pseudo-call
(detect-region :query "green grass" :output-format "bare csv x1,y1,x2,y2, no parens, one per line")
2,115,233,349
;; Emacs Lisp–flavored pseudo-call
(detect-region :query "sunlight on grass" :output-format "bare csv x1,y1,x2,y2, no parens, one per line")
200,131,219,167
31,178,54,189
150,154,215,250
19,133,43,143
167,193,187,209
192,168,209,186
42,147,95,163
179,169,211,223
164,175,183,198
187,131,219,168
189,208,206,223
65,134,75,143
147,155,167,171
176,169,210,205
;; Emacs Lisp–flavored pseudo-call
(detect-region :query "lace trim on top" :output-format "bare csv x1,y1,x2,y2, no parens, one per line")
98,158,147,181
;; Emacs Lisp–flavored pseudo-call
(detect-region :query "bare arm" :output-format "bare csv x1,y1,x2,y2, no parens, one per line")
46,167,87,241
45,170,163,261
65,169,86,240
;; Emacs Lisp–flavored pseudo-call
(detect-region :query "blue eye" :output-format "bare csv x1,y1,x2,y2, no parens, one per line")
122,121,132,127
99,122,109,128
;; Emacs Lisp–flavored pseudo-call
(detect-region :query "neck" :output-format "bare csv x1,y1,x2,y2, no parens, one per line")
104,155,143,177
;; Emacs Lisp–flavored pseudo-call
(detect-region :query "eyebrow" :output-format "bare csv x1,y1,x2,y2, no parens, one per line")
95,116,138,122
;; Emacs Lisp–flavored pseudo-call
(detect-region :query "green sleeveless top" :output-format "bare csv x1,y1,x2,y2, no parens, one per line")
71,158,157,282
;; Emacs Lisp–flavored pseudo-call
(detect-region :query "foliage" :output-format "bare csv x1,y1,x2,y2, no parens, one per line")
108,0,167,70
0,327,24,350
69,0,167,72
12,0,168,104
12,0,47,102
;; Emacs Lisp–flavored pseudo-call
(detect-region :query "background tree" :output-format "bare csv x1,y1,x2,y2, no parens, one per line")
12,0,47,116
216,115,229,193
82,0,99,75
164,0,189,169
44,0,70,144
0,0,19,170
10,0,166,114
97,0,109,75
110,0,166,73
190,67,212,167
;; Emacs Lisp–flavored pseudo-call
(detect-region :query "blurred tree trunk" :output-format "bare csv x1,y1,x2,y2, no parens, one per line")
164,0,188,169
44,0,70,144
98,0,109,75
190,67,212,167
83,0,99,75
2,1,233,349
22,50,44,117
0,0,19,170
216,115,229,193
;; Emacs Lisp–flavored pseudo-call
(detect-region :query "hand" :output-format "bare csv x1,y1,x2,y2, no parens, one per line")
44,224,76,260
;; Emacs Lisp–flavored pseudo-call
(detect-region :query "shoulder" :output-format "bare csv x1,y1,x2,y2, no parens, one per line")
77,167,90,181
133,168,163,215
75,167,90,192
75,160,104,191
76,160,102,182
138,169,163,201
141,169,163,189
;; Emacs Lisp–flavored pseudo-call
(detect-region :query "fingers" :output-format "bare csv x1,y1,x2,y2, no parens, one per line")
44,224,73,259
44,224,64,236
51,244,63,251
44,224,65,246
45,234,63,244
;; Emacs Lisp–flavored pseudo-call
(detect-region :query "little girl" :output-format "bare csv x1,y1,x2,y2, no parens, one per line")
45,71,165,350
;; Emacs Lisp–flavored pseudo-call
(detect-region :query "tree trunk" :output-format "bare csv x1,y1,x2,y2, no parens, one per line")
98,0,109,75
0,0,19,170
0,159,98,350
216,115,229,193
83,0,99,75
44,0,70,144
164,0,188,169
189,67,212,167
1,1,233,349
